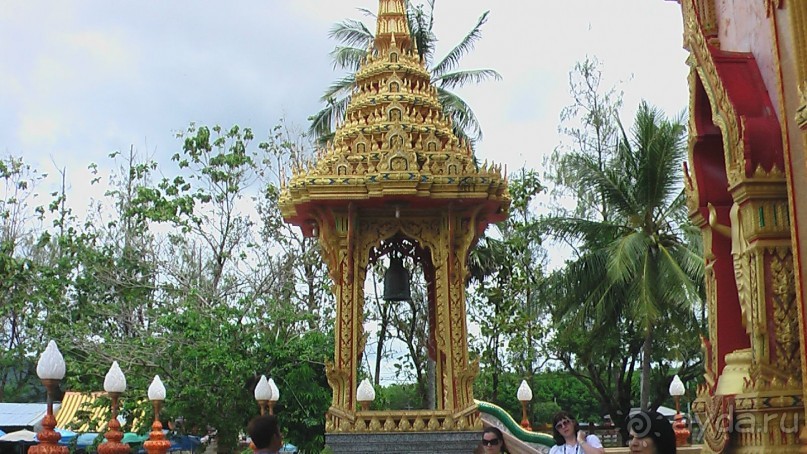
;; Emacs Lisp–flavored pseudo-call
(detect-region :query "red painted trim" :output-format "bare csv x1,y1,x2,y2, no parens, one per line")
708,46,784,175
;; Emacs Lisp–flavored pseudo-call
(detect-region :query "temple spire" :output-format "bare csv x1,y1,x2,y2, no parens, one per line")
374,0,411,53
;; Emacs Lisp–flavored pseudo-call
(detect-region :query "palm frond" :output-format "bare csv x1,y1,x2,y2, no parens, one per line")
631,102,686,211
634,248,661,332
539,215,628,248
655,189,687,228
330,46,367,71
320,75,355,103
665,242,704,286
434,69,502,90
657,244,700,305
308,106,333,139
432,11,491,78
406,0,436,64
355,7,376,18
607,231,651,285
545,249,629,337
566,153,640,220
308,96,351,140
544,250,607,315
467,235,506,283
437,87,482,143
329,19,374,48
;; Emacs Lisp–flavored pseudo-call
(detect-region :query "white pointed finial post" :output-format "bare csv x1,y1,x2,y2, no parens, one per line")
144,376,170,454
254,375,272,415
36,340,66,380
30,341,69,454
668,375,690,446
98,361,129,454
267,378,280,415
517,380,533,430
104,361,127,393
356,379,375,411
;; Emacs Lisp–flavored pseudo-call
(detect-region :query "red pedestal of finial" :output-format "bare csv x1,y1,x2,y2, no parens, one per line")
143,401,171,454
519,401,532,431
30,379,69,454
98,393,131,454
673,413,690,447
672,395,690,446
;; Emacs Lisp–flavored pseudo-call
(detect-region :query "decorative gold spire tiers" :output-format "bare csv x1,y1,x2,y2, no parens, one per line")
280,0,508,224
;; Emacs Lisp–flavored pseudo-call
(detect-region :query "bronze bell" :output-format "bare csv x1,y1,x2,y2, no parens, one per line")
383,256,411,301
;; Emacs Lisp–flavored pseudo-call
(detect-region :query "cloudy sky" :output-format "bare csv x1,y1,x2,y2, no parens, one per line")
2,0,689,201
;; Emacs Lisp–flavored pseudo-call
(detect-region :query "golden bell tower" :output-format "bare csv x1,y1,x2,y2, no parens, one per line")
279,0,509,439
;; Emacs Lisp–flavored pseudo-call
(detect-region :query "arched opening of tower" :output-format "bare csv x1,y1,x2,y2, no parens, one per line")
363,236,437,410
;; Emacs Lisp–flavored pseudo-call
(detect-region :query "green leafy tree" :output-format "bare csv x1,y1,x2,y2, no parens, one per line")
0,157,53,402
310,0,501,146
542,101,703,430
537,60,704,443
468,169,546,402
126,123,332,451
38,123,334,452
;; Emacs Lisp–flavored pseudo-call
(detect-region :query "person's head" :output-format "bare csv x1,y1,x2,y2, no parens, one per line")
627,410,676,454
551,411,580,445
247,415,282,451
481,427,506,453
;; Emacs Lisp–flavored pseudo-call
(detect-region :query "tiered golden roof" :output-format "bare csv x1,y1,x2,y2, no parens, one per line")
280,0,508,221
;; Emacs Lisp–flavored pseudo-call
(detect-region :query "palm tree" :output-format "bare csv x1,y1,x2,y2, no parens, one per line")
541,101,703,410
309,0,501,147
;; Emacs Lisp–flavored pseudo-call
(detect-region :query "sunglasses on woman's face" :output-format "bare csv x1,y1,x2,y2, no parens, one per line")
555,418,572,430
482,438,500,446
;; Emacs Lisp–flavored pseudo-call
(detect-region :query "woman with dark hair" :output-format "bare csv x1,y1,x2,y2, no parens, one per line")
479,426,508,453
549,411,605,454
626,410,676,454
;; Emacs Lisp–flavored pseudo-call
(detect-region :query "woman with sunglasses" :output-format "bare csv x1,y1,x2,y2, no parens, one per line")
550,411,605,454
479,426,509,453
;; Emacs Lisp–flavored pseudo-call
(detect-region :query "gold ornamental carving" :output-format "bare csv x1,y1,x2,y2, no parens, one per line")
787,0,807,100
771,248,800,381
798,85,807,130
694,394,733,453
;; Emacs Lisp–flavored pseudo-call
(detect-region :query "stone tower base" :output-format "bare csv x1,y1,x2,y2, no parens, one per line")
325,431,482,454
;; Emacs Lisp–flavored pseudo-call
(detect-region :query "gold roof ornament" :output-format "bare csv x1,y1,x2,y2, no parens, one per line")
280,0,509,224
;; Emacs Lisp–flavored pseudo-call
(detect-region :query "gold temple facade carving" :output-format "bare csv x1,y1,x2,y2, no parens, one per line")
675,0,807,451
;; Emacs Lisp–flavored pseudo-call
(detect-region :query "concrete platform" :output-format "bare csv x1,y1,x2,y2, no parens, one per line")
605,446,702,453
325,431,481,454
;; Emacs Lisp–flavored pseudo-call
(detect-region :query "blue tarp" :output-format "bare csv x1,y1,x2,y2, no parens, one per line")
0,429,5,437
169,435,201,451
46,428,77,445
120,432,148,444
279,443,297,453
75,432,101,448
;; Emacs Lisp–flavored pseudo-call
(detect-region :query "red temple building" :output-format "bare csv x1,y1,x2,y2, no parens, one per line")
673,0,807,451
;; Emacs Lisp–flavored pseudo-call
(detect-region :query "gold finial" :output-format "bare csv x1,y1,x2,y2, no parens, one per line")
374,0,411,52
